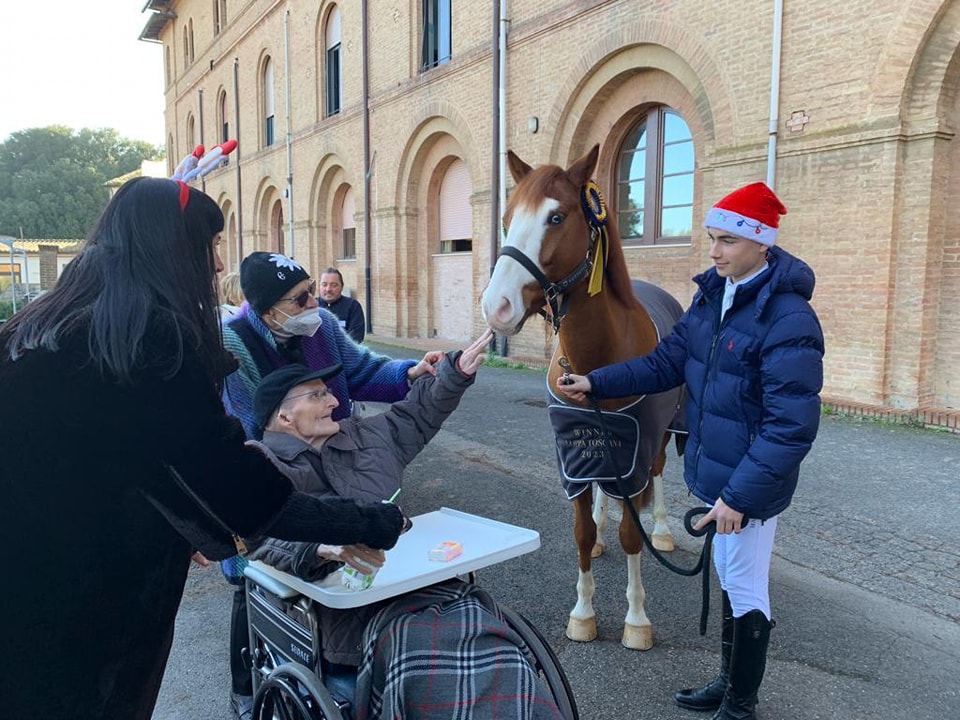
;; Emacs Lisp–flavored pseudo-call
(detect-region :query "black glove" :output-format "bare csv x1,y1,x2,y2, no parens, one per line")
357,502,405,550
265,493,403,549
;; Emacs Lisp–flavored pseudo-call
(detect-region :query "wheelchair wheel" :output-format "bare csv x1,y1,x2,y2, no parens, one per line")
498,604,579,720
252,662,345,720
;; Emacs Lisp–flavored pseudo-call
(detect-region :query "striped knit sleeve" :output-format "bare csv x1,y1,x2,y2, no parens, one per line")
318,309,414,404
221,324,264,439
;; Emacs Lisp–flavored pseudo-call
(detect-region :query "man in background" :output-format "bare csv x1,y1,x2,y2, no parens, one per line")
318,266,365,343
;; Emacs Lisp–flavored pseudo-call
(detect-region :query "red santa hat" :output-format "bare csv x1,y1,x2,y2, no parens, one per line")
703,182,786,246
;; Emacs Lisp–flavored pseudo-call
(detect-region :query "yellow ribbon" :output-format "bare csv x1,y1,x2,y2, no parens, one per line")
587,227,608,296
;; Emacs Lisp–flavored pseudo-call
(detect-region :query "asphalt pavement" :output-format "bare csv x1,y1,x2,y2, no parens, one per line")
153,340,960,720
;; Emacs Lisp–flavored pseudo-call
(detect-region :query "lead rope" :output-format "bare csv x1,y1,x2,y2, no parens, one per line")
581,391,719,635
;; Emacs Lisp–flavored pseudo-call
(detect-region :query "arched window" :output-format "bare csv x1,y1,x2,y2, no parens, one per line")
213,0,227,35
188,19,195,64
217,90,231,166
439,159,472,253
165,46,171,87
263,57,275,147
271,200,284,254
616,106,694,245
340,186,356,258
182,27,190,68
186,114,196,151
325,6,342,117
218,90,229,144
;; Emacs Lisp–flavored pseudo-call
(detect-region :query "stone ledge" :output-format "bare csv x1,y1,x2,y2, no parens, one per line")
822,398,960,433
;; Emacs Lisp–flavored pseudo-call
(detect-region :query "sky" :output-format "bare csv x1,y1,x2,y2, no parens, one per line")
0,2,166,146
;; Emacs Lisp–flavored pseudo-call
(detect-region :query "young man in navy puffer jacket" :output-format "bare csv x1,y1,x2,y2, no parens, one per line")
557,182,824,720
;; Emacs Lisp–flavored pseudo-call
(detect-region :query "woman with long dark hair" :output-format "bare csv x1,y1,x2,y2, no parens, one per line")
0,177,404,719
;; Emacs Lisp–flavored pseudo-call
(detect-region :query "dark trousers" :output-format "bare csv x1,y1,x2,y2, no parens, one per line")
230,588,253,696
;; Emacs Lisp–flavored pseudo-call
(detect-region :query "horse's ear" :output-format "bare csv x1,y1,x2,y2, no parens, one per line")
506,150,533,182
566,144,600,188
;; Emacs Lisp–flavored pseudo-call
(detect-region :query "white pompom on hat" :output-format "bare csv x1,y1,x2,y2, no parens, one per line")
703,182,787,246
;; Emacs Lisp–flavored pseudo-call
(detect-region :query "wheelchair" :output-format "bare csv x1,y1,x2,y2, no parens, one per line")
244,562,579,720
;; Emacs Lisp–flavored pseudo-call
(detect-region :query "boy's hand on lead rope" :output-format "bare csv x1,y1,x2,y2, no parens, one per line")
555,373,592,401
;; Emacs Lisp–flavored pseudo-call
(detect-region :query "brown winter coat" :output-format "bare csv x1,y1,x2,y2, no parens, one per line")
249,353,474,665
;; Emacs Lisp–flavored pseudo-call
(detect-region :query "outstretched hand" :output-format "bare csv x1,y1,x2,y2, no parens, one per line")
456,328,494,375
407,351,445,381
555,373,592,402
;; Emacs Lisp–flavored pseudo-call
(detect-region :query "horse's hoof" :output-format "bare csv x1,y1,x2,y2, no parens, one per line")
591,543,604,558
651,534,674,552
566,616,598,642
621,623,653,650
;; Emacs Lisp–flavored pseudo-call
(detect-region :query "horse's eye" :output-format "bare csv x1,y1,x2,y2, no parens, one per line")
548,212,564,226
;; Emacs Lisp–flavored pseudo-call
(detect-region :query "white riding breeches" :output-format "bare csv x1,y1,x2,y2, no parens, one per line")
712,515,778,620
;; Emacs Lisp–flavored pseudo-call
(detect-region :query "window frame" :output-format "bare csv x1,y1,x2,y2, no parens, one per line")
420,0,452,72
213,0,227,36
263,57,275,148
615,105,694,247
324,7,342,117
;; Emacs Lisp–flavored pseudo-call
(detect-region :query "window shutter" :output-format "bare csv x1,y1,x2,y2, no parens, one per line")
341,187,356,230
439,160,472,241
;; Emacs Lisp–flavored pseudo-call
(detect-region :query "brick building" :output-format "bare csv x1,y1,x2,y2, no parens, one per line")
140,0,960,427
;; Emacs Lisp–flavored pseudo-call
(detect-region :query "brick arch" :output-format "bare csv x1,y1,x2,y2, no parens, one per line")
881,0,960,410
548,19,732,165
306,152,357,273
393,126,473,338
393,100,481,209
251,176,284,254
868,0,960,129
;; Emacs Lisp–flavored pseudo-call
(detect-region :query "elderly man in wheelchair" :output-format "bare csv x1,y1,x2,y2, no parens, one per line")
241,331,577,720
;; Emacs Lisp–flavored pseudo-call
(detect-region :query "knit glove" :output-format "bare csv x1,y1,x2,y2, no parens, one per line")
265,493,404,550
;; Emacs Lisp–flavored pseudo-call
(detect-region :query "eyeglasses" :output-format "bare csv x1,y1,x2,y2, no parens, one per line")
283,388,331,403
279,280,316,308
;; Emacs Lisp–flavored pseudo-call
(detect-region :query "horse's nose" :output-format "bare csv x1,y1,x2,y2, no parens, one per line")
481,293,515,332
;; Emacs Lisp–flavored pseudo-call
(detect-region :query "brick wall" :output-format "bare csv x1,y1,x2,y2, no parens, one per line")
154,0,960,422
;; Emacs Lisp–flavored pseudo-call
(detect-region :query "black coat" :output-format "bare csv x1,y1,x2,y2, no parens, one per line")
0,324,299,719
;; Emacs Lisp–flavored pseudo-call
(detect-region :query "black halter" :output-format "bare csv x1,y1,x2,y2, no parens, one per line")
497,182,608,334
497,240,595,334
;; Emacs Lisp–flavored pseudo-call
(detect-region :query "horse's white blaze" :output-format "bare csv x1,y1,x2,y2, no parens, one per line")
480,197,559,334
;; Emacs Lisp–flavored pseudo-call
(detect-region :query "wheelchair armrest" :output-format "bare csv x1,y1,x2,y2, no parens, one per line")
244,562,301,599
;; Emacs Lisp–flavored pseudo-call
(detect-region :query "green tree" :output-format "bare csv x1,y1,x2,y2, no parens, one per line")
0,126,162,239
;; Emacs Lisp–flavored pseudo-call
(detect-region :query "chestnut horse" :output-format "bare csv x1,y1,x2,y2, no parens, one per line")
481,145,684,650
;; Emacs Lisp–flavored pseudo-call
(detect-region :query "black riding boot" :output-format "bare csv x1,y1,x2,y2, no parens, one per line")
675,591,733,711
710,610,773,720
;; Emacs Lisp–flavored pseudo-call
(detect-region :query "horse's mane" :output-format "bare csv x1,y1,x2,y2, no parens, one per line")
600,218,643,310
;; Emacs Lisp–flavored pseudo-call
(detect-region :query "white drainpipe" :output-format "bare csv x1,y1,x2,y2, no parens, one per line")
766,0,784,189
284,10,295,258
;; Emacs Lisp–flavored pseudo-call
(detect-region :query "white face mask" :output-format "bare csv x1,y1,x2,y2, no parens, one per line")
271,307,323,338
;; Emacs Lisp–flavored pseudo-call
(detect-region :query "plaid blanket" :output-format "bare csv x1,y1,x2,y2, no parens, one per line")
355,580,564,720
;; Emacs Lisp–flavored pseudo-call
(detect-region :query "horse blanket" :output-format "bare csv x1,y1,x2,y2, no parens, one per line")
547,279,685,500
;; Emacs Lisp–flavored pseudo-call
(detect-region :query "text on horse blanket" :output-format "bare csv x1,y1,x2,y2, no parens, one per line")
547,392,648,500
